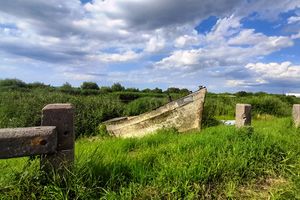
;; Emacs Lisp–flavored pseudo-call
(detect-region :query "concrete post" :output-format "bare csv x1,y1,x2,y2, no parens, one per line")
293,104,300,128
40,104,74,174
235,104,251,128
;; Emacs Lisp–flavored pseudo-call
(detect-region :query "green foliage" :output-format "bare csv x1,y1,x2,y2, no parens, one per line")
249,96,291,116
27,82,50,89
111,83,125,92
1,118,300,199
165,87,181,93
203,93,299,119
235,91,252,97
59,82,74,94
142,88,151,93
151,87,162,93
125,87,139,92
0,90,124,137
98,124,109,137
179,88,191,96
124,97,168,116
99,86,112,93
0,78,27,89
80,82,99,90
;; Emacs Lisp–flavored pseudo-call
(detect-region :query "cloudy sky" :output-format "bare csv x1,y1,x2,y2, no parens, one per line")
0,0,300,93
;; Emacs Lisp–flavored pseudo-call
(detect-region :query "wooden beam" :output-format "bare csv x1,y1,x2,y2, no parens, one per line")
0,126,57,159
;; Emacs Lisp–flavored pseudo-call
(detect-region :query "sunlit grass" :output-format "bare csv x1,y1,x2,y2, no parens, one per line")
1,118,300,199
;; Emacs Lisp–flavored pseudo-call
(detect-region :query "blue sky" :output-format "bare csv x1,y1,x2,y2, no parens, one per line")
0,0,300,93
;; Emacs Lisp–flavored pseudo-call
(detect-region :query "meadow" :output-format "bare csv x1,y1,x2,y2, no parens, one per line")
1,79,300,199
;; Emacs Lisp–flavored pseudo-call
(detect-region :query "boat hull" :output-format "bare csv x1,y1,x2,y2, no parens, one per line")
103,88,207,138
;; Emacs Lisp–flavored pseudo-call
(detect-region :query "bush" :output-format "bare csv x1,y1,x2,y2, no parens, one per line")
124,97,167,116
249,96,291,116
99,86,112,93
165,87,181,93
27,82,49,89
0,78,27,88
126,87,139,92
111,83,125,92
81,82,99,90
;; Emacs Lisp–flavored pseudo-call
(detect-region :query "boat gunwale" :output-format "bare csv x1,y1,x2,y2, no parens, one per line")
103,88,206,127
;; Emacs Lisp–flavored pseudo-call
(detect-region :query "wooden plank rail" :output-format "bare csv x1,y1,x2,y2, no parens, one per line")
0,126,57,159
0,103,74,176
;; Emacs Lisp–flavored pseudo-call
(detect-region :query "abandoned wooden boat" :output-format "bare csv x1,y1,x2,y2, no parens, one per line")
103,87,207,138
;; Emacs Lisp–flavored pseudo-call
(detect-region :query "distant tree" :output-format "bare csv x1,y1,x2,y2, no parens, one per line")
81,82,99,90
126,87,140,92
0,78,27,88
27,82,49,88
255,92,267,96
142,88,151,93
99,86,112,93
180,88,191,95
111,83,125,92
165,87,181,93
60,82,73,90
236,91,251,97
151,87,163,93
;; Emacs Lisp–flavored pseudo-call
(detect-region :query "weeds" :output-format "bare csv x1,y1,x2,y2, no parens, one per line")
1,118,300,199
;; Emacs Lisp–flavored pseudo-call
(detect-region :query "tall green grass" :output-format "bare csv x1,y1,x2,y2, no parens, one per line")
0,89,172,137
1,118,300,199
1,88,300,137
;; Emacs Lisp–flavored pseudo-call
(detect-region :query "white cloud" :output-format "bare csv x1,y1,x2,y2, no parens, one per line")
237,0,300,20
145,35,166,53
174,34,200,48
245,62,300,80
226,79,267,87
63,72,96,81
156,50,201,69
288,16,300,24
88,50,141,63
226,61,300,89
155,16,294,71
0,0,299,92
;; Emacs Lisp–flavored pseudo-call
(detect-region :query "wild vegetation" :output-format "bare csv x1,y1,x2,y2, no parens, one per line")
1,78,300,199
1,119,300,199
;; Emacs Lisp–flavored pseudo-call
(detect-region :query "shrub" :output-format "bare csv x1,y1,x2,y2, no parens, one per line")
126,87,140,92
27,82,49,89
249,96,291,116
0,78,27,88
111,83,125,92
81,82,99,90
124,97,167,116
99,86,112,93
165,87,181,93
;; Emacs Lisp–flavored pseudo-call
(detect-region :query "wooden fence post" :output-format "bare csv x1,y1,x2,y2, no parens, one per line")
293,104,300,128
235,104,251,128
40,104,74,174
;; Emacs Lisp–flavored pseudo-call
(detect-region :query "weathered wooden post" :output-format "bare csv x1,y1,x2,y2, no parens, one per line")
235,104,251,128
40,104,74,174
293,104,300,128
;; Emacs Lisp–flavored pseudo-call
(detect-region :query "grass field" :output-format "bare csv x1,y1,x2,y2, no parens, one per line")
1,117,300,199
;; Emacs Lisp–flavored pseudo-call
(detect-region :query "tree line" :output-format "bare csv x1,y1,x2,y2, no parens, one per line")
0,78,191,95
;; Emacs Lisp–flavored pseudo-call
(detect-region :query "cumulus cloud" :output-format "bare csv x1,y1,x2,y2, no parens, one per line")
245,62,300,80
145,35,166,53
88,50,141,63
175,34,201,48
154,16,294,71
226,62,300,90
85,0,241,30
288,16,300,24
237,0,300,20
0,0,300,92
